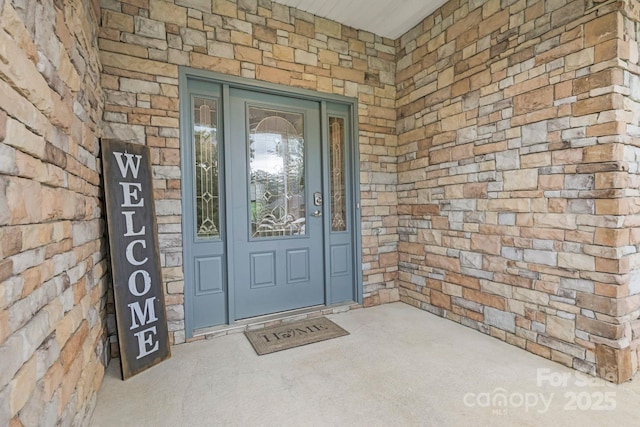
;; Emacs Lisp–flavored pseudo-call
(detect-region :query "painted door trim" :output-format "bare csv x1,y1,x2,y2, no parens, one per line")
179,66,362,338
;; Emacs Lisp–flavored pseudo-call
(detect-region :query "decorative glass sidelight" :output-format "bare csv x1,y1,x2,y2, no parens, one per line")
193,97,220,239
329,117,346,232
248,107,306,238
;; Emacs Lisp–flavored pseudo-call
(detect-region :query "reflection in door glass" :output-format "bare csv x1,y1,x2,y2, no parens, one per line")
329,117,346,232
193,97,220,239
249,107,305,238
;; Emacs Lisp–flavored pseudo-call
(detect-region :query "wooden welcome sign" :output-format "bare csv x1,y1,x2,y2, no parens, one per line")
101,139,171,379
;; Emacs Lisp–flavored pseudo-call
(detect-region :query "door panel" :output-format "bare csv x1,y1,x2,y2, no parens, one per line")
326,104,355,304
181,73,360,335
229,89,325,320
182,81,228,329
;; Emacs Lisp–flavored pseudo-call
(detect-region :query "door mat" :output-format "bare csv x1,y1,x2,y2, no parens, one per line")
244,317,349,355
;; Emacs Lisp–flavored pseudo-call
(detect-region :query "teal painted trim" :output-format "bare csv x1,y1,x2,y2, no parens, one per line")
351,103,363,304
222,83,235,325
320,101,332,306
181,66,356,106
178,68,194,338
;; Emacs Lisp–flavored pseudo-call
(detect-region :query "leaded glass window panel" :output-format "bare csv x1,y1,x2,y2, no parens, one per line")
193,97,220,239
329,117,346,232
248,107,306,238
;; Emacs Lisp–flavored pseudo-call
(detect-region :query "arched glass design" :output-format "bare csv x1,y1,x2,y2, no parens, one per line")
248,107,306,238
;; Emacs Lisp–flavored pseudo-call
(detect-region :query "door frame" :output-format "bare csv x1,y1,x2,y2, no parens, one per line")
179,67,362,338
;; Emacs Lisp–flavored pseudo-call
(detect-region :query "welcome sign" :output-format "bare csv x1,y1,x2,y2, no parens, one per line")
102,139,171,379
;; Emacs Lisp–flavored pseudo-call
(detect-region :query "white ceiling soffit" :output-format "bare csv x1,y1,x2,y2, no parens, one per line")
273,0,447,40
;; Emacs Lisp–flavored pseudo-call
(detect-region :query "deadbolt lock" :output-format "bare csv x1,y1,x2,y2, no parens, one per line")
314,192,323,206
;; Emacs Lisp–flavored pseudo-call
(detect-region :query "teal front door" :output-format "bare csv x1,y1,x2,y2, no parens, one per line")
181,71,361,336
228,89,325,319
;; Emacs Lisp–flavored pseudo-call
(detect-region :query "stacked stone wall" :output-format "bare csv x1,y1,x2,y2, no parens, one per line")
99,0,400,348
396,0,639,382
622,0,640,379
0,0,108,425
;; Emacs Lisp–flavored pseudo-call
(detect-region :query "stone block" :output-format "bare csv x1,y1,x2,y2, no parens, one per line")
238,0,258,13
484,306,516,333
58,353,82,413
294,49,318,67
585,12,621,48
253,25,277,43
315,16,341,39
212,0,238,18
576,292,616,316
521,121,547,145
513,288,550,305
0,110,6,141
4,116,46,160
9,355,36,415
105,89,136,107
0,333,26,392
431,290,451,310
176,0,212,13
156,199,182,216
470,234,501,255
100,52,178,78
234,45,262,63
546,315,575,342
534,213,577,230
538,335,585,358
565,173,594,190
495,150,520,170
0,143,17,175
514,86,553,115
0,258,12,283
558,252,595,271
584,144,624,163
121,33,168,50
190,52,241,75
551,0,584,27
272,2,290,23
565,48,594,71
464,289,506,310
103,123,145,145
574,69,620,95
120,78,161,95
208,41,234,59
573,94,621,117
503,169,538,191
523,249,557,266
134,16,166,40
487,198,531,212
577,315,623,340
102,9,133,33
595,344,633,383
567,199,594,214
99,38,148,58
460,251,482,269
150,0,187,26
180,27,207,47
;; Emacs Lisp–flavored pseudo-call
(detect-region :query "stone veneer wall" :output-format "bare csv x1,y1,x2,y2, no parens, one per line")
396,0,640,382
0,0,108,425
99,0,400,348
623,0,640,382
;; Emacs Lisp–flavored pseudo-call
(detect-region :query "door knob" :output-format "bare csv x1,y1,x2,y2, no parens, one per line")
312,210,322,217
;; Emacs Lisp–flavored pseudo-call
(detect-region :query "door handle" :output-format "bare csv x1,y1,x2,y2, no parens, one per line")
312,210,322,217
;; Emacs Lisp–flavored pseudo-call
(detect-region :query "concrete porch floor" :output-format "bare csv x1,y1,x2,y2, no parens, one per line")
91,303,640,426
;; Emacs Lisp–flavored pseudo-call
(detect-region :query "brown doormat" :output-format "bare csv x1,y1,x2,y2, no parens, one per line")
244,317,349,355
